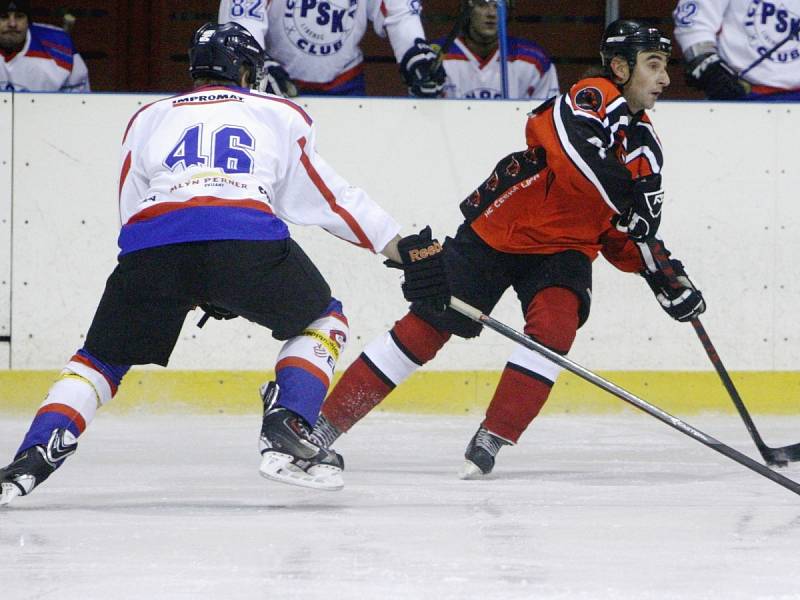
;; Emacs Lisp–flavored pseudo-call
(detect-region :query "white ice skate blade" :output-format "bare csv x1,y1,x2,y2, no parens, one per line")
259,451,344,492
458,460,487,480
0,481,22,506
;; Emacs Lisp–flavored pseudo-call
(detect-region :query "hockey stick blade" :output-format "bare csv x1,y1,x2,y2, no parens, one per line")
449,297,800,497
645,239,800,467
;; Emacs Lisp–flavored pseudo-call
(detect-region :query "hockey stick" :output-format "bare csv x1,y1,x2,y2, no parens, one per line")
62,12,76,33
739,19,800,79
448,296,800,497
432,1,470,70
496,0,510,98
645,239,800,467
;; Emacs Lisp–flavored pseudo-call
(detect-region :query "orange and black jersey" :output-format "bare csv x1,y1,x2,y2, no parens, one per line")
544,76,663,210
469,76,661,272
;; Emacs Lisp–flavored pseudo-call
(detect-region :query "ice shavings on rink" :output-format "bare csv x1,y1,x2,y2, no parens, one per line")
1,412,799,600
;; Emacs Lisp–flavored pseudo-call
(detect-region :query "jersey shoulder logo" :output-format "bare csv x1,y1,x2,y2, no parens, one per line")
574,86,604,112
283,0,359,57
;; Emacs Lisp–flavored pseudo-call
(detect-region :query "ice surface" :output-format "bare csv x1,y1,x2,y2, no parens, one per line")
1,412,799,600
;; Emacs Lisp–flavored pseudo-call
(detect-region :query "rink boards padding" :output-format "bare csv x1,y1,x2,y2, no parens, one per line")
1,370,798,415
2,94,800,377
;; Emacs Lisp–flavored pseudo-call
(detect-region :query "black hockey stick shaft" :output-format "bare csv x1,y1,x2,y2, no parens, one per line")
433,2,470,69
448,297,800,497
739,19,800,79
646,239,800,466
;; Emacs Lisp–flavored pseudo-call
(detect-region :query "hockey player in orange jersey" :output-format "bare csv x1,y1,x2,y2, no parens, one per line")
309,20,707,478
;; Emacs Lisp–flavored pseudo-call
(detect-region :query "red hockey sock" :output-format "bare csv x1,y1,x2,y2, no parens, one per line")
484,367,553,443
321,312,450,432
484,287,580,443
321,355,393,432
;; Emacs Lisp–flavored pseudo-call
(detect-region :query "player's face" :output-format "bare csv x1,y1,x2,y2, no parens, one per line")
0,11,28,51
468,0,499,43
624,52,670,112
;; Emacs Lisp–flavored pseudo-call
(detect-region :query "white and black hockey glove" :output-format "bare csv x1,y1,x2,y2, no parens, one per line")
642,258,706,322
614,175,664,242
400,39,446,98
385,226,450,312
257,56,298,98
686,53,750,100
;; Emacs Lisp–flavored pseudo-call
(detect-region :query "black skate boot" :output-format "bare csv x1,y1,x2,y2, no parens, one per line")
309,413,343,449
258,382,344,491
0,428,77,506
459,425,511,480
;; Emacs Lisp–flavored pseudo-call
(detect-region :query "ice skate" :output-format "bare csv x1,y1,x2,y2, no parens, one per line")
459,425,511,480
0,428,77,506
258,382,344,491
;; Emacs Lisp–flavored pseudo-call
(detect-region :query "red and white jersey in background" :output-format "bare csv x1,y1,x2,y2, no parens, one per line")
219,0,425,88
440,36,559,100
0,22,90,92
673,0,800,90
118,86,400,256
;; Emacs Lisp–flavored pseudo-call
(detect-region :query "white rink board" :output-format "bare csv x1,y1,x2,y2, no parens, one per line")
8,95,800,371
0,93,11,342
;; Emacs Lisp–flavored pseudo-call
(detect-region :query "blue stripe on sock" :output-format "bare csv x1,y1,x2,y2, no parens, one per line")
77,348,130,387
17,412,81,456
275,367,328,426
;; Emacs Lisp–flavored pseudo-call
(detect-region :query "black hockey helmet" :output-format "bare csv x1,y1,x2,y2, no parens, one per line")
600,19,671,70
189,22,265,85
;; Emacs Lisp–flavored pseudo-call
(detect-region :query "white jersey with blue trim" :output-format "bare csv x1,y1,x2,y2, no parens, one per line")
439,36,559,100
0,22,90,92
673,0,800,89
218,0,425,86
117,85,400,256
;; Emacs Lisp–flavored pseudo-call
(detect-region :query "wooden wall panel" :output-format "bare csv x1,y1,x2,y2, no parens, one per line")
23,0,701,98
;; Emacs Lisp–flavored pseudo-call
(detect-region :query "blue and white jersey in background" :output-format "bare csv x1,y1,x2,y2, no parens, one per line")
673,0,800,93
439,36,559,100
0,22,90,92
219,0,426,94
118,86,400,256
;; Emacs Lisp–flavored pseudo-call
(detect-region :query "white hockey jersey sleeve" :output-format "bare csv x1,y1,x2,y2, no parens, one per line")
218,0,269,48
63,53,90,92
370,0,426,63
529,63,559,100
673,0,728,52
274,125,401,253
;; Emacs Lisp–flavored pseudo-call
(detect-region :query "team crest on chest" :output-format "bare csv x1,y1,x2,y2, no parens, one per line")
744,1,800,64
283,0,358,56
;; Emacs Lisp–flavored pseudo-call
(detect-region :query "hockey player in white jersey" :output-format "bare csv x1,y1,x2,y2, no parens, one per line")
674,0,800,100
0,0,89,92
219,0,445,97
0,21,449,505
438,0,559,100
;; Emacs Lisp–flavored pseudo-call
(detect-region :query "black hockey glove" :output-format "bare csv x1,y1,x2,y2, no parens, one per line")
642,259,706,322
257,56,298,98
400,39,446,98
197,303,238,328
613,175,664,242
686,53,750,100
385,226,450,312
